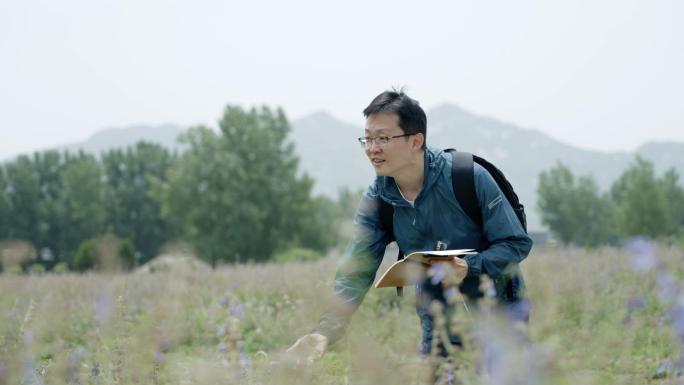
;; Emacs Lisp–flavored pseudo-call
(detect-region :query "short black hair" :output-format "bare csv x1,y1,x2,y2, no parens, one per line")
363,88,427,149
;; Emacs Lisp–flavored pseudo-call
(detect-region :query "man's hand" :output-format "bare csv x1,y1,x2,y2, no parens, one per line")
429,256,469,286
286,333,328,365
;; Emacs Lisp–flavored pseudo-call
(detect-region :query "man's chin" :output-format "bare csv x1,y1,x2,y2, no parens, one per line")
373,167,390,177
371,161,394,176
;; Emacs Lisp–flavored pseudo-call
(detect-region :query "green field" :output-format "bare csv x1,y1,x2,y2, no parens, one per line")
1,244,682,384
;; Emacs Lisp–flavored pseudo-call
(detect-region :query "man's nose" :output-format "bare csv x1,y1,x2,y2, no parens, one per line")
366,142,381,155
367,140,382,152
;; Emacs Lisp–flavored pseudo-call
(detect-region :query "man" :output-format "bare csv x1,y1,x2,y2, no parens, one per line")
288,89,532,363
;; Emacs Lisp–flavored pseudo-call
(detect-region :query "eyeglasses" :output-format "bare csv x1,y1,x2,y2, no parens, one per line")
357,133,415,148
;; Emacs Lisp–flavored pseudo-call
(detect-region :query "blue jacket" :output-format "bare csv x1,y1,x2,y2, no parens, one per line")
316,146,533,342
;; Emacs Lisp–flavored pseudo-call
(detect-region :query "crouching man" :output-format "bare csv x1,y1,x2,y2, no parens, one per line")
288,89,532,363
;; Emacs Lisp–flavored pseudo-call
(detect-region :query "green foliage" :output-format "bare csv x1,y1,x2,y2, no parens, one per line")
159,105,334,264
0,143,180,269
101,142,177,263
293,195,340,252
538,158,684,246
27,263,46,275
537,162,615,246
32,151,66,260
73,239,97,272
0,167,11,239
73,235,136,272
118,238,136,269
273,247,325,263
4,155,42,241
336,187,364,219
661,169,684,237
52,261,69,274
59,153,107,260
611,157,671,238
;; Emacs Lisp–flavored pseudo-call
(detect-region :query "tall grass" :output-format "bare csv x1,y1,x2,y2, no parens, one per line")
0,244,682,384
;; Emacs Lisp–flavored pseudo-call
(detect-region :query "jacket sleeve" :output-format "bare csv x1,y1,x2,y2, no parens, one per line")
313,187,390,344
463,164,533,278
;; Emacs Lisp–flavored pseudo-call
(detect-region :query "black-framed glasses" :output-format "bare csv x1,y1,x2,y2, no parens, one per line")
357,133,415,148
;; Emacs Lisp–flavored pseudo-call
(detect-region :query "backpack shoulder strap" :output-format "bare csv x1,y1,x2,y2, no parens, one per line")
377,197,406,296
444,149,482,228
378,198,395,242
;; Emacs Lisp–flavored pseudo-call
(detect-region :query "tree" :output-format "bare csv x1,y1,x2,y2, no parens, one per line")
102,142,177,263
73,235,136,272
658,169,684,237
537,162,615,246
4,155,42,242
58,152,107,261
32,150,66,263
159,105,333,264
611,157,682,238
0,166,12,240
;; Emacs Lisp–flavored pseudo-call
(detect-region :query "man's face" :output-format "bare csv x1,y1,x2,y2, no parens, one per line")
363,113,420,177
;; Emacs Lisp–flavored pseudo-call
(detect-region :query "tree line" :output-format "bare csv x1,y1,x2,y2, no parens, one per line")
0,106,344,272
2,103,682,272
537,158,684,247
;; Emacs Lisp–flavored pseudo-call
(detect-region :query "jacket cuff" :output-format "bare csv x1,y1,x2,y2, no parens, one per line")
464,253,483,277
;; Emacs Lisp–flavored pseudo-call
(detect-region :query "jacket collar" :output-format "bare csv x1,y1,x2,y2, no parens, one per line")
376,146,445,207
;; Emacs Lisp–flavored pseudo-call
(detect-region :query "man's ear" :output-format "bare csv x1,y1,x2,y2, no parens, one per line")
412,133,425,151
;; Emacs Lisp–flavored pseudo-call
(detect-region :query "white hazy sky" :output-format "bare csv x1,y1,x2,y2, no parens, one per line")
1,0,682,159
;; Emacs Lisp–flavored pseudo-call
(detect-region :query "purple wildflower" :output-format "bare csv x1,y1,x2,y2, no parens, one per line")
625,297,647,312
481,337,504,376
626,236,656,273
93,292,113,325
239,351,250,380
23,330,33,347
672,297,684,344
67,346,87,381
429,264,447,285
239,352,250,368
484,279,496,298
230,303,246,319
90,363,101,385
505,299,532,323
217,342,227,353
654,359,674,379
23,359,43,385
444,287,459,303
158,335,172,352
656,270,679,302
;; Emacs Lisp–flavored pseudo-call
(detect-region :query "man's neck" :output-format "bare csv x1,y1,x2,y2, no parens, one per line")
393,151,425,201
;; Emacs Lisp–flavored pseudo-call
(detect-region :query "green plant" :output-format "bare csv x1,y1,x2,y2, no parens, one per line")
273,247,324,263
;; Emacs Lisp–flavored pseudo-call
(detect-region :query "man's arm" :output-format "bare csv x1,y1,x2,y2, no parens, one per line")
313,188,390,344
462,164,533,278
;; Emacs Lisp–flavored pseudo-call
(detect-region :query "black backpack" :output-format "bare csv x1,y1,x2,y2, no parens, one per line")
378,149,527,296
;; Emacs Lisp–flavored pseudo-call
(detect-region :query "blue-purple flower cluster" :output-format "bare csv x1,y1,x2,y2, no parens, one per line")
626,236,684,377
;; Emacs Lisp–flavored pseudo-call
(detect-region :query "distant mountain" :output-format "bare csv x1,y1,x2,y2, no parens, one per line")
288,111,375,197
289,105,684,231
55,124,185,155
634,141,684,176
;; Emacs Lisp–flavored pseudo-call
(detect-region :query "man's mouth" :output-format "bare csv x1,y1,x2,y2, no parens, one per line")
371,158,385,166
